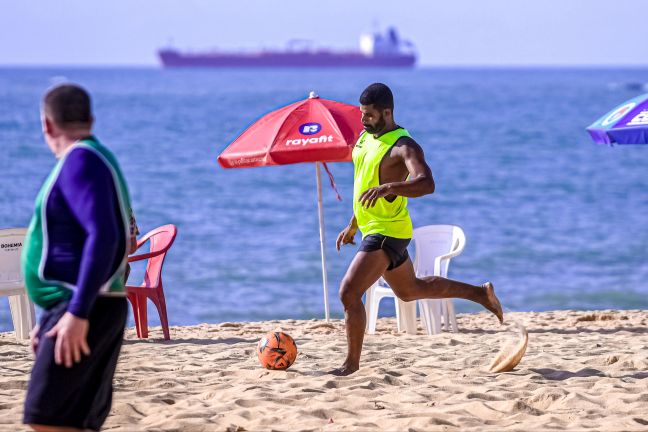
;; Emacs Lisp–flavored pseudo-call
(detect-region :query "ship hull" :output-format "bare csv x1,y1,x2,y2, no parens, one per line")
158,49,416,68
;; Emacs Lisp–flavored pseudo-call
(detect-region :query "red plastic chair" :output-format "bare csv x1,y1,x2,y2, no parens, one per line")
126,224,177,340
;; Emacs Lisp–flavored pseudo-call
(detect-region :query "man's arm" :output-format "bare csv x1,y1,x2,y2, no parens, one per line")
45,148,122,367
346,214,358,229
359,137,435,208
60,148,121,318
336,214,358,251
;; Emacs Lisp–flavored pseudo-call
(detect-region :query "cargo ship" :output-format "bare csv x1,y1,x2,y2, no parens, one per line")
158,27,416,68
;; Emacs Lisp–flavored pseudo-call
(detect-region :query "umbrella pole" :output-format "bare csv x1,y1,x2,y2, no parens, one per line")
315,162,330,322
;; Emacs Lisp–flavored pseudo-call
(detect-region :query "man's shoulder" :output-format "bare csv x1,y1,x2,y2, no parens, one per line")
392,135,422,153
393,135,417,145
65,145,108,166
60,145,113,182
357,130,368,142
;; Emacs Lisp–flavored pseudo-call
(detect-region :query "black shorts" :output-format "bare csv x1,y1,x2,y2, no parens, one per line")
24,297,128,431
360,234,411,270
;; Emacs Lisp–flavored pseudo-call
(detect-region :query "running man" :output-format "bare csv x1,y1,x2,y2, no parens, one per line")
334,83,504,376
22,84,133,431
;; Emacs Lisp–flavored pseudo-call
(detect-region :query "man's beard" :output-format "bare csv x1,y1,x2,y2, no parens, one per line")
363,116,386,135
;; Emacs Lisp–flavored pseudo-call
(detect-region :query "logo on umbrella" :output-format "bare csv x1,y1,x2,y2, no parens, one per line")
299,122,322,135
602,102,636,126
627,110,648,126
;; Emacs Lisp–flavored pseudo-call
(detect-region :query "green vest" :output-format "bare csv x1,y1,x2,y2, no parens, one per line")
352,127,413,239
21,137,132,309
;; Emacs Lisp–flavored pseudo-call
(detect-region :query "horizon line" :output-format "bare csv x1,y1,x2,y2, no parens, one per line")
2,63,648,70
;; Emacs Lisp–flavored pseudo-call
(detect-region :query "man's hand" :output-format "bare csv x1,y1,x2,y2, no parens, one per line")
45,312,91,368
336,225,357,251
29,324,40,355
358,184,391,209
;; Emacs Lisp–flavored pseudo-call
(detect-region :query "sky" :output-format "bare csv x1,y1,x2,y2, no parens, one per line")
1,0,648,67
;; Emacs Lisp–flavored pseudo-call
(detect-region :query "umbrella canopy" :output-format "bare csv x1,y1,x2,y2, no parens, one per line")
218,92,364,321
218,92,362,167
587,93,648,145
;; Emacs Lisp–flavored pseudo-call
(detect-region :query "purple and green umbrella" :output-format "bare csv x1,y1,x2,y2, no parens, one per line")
587,93,648,145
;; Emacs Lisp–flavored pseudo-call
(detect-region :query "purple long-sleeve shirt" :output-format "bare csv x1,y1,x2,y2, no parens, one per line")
43,145,127,318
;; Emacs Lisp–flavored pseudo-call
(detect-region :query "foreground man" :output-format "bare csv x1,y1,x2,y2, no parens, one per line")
334,83,504,376
22,84,133,431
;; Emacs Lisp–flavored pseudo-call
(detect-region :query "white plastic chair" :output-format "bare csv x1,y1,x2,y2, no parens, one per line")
364,224,466,335
413,225,466,335
365,281,417,335
0,228,36,340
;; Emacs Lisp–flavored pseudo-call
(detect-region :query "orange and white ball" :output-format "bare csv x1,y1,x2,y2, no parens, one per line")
257,331,298,370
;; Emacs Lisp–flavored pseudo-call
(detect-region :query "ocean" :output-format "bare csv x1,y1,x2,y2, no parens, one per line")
1,67,647,332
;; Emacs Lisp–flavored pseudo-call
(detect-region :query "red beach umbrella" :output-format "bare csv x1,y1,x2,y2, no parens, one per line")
218,92,364,321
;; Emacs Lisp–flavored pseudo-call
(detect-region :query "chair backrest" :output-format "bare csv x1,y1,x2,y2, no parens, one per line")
412,225,466,278
0,228,27,292
138,224,177,288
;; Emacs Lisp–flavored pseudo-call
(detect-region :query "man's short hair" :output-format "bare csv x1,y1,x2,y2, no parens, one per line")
43,84,92,127
359,83,394,111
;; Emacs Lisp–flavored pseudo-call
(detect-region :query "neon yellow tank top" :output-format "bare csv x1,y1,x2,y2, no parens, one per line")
352,127,413,239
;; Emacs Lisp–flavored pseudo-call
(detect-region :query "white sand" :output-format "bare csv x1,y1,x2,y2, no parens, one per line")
1,310,647,431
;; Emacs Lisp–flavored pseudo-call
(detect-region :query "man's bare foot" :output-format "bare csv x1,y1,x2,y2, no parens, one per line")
483,282,504,324
330,362,359,376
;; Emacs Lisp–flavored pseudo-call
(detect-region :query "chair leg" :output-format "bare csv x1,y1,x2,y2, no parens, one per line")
446,299,458,332
431,300,442,334
127,294,141,338
394,296,401,332
417,300,430,334
154,290,170,341
396,298,417,335
420,299,442,335
366,284,380,335
440,299,448,331
23,296,36,333
17,294,36,339
419,300,433,334
137,296,149,339
364,287,374,334
8,295,27,340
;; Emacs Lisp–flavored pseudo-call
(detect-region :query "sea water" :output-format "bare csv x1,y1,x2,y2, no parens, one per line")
1,67,647,331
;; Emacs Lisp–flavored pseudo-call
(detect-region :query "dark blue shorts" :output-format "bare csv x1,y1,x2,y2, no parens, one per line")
23,297,127,431
360,234,411,270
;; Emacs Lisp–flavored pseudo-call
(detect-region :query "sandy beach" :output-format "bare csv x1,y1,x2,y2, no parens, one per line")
1,310,647,431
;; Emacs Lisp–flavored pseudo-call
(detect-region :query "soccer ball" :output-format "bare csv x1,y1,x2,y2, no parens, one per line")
257,331,298,370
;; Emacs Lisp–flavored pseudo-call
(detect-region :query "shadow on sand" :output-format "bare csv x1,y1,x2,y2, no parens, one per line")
122,337,257,346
